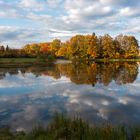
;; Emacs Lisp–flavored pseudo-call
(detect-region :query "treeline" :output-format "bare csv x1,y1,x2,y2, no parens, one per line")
0,33,139,59
0,45,27,58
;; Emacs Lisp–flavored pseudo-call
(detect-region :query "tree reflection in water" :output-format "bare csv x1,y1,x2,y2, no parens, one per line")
0,62,138,86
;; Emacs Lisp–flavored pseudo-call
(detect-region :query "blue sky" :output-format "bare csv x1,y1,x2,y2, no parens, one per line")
0,0,140,48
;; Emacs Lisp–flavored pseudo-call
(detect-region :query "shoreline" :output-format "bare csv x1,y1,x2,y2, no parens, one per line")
94,58,140,62
0,58,140,67
54,59,72,64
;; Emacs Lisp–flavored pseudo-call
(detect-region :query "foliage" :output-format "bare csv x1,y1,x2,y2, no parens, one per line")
50,39,61,57
56,43,68,58
86,34,98,58
0,33,139,60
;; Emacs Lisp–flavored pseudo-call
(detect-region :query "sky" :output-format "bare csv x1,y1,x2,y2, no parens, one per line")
0,0,140,48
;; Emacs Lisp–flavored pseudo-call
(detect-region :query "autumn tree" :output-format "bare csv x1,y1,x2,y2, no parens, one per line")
100,34,115,58
23,44,41,57
126,36,139,58
67,35,87,59
40,43,50,54
50,39,61,56
115,35,139,58
56,43,68,58
86,33,98,59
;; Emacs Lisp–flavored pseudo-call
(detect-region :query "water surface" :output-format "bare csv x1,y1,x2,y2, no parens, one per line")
0,62,140,131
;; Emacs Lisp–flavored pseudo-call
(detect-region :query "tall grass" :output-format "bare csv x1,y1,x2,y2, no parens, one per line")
0,114,140,140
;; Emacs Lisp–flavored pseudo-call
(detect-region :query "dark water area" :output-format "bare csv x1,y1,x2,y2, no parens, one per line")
0,62,140,132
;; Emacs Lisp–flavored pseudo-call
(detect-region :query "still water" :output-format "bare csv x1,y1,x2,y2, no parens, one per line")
0,62,140,131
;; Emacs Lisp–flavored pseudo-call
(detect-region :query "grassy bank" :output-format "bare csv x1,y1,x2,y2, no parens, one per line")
0,115,140,140
0,58,140,68
0,58,38,63
94,58,140,62
0,58,54,67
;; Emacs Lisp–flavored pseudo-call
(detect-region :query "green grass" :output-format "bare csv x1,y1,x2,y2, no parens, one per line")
0,114,140,140
0,57,140,68
0,58,39,63
0,58,54,67
94,58,140,62
0,58,140,64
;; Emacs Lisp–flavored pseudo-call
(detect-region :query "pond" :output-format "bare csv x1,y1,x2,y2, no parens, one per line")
0,62,140,132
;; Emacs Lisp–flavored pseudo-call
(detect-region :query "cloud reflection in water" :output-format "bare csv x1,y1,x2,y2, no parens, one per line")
0,63,140,131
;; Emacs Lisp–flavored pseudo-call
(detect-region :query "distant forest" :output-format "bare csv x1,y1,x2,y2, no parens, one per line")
0,33,139,59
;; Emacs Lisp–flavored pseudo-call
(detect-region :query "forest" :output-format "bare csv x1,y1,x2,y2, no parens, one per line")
0,33,139,60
